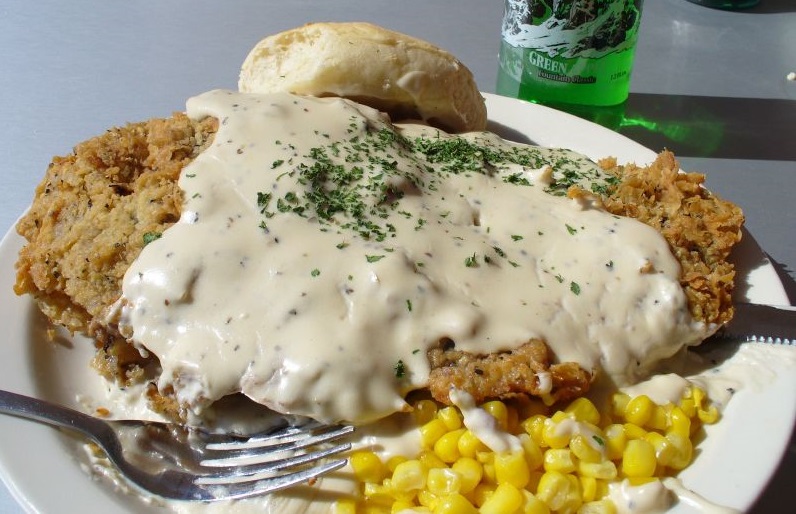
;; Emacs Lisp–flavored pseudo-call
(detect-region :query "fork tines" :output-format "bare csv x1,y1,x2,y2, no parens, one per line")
193,423,355,496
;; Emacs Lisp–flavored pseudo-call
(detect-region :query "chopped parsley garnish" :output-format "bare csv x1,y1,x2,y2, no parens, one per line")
464,253,478,268
504,173,531,186
248,118,611,261
566,224,577,235
570,282,581,295
257,192,273,215
366,254,385,263
406,299,413,312
311,268,321,277
142,231,162,246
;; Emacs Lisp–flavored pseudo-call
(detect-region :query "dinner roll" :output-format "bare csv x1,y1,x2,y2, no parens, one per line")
238,22,487,133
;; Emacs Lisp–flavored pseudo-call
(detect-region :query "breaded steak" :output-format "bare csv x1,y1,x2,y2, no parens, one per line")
15,114,216,392
14,113,743,418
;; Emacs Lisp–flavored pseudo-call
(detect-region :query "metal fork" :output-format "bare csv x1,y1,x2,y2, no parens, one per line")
0,389,354,501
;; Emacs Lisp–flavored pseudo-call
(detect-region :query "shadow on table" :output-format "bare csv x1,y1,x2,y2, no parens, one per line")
557,94,796,160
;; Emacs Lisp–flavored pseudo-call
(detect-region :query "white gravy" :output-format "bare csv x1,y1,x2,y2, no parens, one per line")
118,90,708,424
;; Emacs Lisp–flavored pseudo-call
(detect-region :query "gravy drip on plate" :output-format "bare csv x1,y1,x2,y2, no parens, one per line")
118,90,706,423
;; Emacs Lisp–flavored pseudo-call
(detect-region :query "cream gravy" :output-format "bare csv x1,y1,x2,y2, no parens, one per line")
118,90,708,424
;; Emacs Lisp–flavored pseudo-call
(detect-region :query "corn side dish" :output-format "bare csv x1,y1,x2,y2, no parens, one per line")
338,387,719,514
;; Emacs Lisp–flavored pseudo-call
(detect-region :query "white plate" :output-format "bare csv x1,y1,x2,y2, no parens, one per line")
0,93,793,513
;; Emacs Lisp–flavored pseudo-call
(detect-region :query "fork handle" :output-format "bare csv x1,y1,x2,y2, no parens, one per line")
0,389,112,443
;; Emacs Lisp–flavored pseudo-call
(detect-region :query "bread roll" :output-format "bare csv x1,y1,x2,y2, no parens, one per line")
238,22,487,133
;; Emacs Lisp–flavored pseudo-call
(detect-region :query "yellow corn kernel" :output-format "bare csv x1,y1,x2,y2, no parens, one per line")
387,455,409,473
481,401,510,431
415,399,439,425
565,397,601,426
611,393,631,419
437,406,463,431
578,460,617,480
622,423,647,440
519,433,545,471
578,499,618,514
692,387,706,410
392,459,427,491
451,457,483,494
434,428,466,463
697,405,720,424
621,439,657,478
543,448,577,474
594,479,610,501
469,483,496,507
679,396,697,418
391,500,416,513
667,405,691,437
665,432,693,470
495,449,531,488
565,474,585,512
536,471,579,512
624,395,654,426
644,432,675,468
482,460,497,485
418,490,440,510
420,419,449,449
542,418,572,449
363,482,396,503
350,451,388,484
580,475,597,502
570,434,603,463
333,498,357,514
521,490,551,514
382,478,416,503
646,405,669,431
433,493,478,514
479,482,524,514
604,424,626,461
476,450,493,463
522,414,548,447
457,429,488,458
420,450,448,470
427,467,462,496
360,501,393,514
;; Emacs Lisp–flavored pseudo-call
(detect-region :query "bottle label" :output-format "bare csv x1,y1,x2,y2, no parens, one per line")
499,0,644,105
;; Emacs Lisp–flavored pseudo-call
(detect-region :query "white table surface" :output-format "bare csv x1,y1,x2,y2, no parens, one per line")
1,0,794,512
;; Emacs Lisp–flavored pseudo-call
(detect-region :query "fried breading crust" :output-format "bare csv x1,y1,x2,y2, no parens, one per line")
427,340,592,406
597,152,743,327
14,117,742,416
15,114,217,389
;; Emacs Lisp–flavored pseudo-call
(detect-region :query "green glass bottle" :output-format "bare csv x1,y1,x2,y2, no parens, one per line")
497,0,645,108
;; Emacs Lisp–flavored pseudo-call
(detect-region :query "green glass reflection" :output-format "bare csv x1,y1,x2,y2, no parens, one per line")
542,99,725,157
